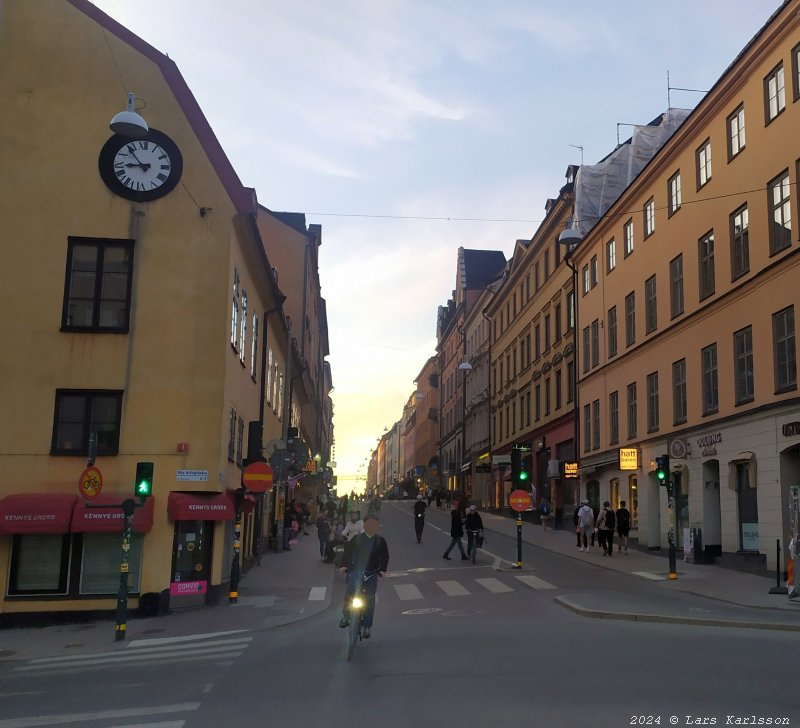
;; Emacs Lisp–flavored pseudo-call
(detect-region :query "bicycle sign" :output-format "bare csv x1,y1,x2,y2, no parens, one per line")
79,466,104,501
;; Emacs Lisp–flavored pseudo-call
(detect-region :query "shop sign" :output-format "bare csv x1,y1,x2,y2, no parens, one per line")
782,422,800,437
696,432,722,457
563,461,578,478
170,579,208,596
176,469,208,482
619,448,638,471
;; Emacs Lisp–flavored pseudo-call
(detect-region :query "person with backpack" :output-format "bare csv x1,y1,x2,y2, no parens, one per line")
539,498,552,530
596,501,616,556
616,500,631,553
577,500,594,552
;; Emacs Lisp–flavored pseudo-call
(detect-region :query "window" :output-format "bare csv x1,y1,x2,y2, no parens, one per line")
8,535,70,595
62,237,134,332
627,382,637,440
554,239,561,267
768,171,792,254
592,400,600,450
609,391,619,445
730,205,750,280
794,43,800,101
525,272,530,301
535,384,541,421
525,333,531,366
544,250,551,280
228,408,237,460
545,377,551,416
773,306,796,392
582,326,590,374
625,292,636,347
567,361,575,403
623,219,634,257
582,265,590,295
701,344,719,415
554,304,562,342
590,255,598,288
567,290,575,330
699,231,715,300
544,315,551,352
765,63,785,122
266,349,274,404
734,326,754,405
80,532,143,594
51,390,122,456
727,104,745,159
556,370,562,411
643,198,655,238
606,239,616,272
608,306,618,358
583,404,591,453
646,372,659,433
670,254,684,318
231,269,240,348
535,324,541,359
645,275,657,334
668,171,681,216
696,139,712,188
591,319,599,368
672,359,687,424
251,314,259,379
534,262,540,292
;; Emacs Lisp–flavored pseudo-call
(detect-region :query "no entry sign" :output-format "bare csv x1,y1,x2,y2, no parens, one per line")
242,461,273,493
509,489,531,513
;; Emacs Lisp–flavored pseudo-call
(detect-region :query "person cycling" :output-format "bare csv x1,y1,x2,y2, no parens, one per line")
412,494,427,543
338,515,389,639
464,505,484,557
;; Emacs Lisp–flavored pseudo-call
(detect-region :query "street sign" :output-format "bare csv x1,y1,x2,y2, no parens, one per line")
242,461,273,493
509,489,532,512
78,465,103,501
563,461,578,478
270,448,293,472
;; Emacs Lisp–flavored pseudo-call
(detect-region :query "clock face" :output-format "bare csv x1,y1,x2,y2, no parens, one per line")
98,129,183,202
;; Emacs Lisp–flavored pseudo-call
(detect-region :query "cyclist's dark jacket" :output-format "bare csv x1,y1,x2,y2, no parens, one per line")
464,512,483,531
341,533,389,573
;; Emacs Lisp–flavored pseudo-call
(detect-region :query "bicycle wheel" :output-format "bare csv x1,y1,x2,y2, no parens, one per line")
471,537,476,563
347,612,360,660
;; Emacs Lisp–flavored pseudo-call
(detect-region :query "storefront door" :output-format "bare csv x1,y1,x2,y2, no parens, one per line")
170,520,213,607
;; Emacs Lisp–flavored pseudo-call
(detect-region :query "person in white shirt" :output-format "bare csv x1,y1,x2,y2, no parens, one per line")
577,500,595,552
340,510,364,541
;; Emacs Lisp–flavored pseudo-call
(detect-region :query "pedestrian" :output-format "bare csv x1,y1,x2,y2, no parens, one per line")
325,499,336,520
577,500,594,552
412,494,427,543
340,509,364,541
283,502,297,551
442,507,468,560
464,504,484,555
315,512,331,559
426,487,434,506
435,489,442,509
539,498,552,531
596,501,615,556
616,500,631,553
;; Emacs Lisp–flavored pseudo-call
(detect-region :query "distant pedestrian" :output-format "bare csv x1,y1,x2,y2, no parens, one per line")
616,500,631,553
442,508,467,560
338,495,348,520
574,504,582,548
426,487,434,506
435,489,442,509
413,495,427,543
539,498,552,530
596,501,615,556
325,499,336,520
315,512,331,559
577,500,594,552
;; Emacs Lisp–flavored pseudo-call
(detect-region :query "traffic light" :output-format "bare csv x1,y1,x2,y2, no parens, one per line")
135,461,154,499
519,458,529,483
510,448,521,485
655,455,669,485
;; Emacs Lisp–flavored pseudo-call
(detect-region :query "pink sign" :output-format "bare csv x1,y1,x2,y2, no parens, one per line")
170,580,208,596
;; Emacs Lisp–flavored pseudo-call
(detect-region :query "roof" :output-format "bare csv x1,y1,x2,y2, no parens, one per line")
266,210,310,236
462,249,506,290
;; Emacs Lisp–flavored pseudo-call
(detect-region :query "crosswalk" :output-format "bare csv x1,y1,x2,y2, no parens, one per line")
385,573,558,601
9,630,252,676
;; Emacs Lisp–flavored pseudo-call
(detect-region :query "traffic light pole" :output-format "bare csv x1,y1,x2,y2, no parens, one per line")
115,498,137,641
515,512,523,569
667,481,678,580
229,488,244,603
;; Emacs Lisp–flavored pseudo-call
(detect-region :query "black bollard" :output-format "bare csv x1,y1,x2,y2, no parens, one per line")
769,538,789,595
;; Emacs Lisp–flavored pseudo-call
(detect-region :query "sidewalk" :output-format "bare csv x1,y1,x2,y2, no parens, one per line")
0,527,336,662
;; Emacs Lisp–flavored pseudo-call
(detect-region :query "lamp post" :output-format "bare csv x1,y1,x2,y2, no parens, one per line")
558,226,583,510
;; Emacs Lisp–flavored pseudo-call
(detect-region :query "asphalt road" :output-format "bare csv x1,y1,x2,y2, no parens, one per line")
0,503,797,728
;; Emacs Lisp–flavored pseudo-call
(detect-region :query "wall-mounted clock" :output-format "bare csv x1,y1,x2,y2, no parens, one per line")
98,128,183,202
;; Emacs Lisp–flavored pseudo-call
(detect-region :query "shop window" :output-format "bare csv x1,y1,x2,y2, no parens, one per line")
610,478,620,510
629,475,639,529
80,533,143,595
735,461,759,552
8,534,71,595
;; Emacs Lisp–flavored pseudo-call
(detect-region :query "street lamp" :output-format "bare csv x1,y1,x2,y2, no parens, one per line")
558,224,584,511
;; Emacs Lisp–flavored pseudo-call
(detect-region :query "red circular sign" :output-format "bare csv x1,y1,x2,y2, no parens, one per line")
242,461,273,493
79,466,104,501
509,489,532,513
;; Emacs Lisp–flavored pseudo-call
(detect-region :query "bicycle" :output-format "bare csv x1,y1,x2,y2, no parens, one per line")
467,529,484,564
345,570,378,660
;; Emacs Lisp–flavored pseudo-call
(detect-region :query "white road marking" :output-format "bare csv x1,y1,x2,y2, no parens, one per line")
0,703,199,727
394,583,424,600
633,571,667,581
475,577,514,593
436,580,471,596
308,586,326,601
128,630,248,648
514,574,557,590
113,723,185,728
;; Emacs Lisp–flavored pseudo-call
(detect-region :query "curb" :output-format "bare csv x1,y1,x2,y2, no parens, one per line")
554,595,800,632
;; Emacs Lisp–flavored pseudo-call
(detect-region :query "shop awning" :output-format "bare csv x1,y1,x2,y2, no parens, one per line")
0,494,77,534
72,495,154,533
168,491,235,521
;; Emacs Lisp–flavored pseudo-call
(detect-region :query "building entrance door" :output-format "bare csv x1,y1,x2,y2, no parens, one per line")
170,520,213,607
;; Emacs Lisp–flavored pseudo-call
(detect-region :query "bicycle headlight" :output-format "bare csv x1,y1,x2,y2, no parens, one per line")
351,595,365,609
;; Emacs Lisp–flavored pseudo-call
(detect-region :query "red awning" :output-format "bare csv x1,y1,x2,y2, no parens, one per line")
168,491,234,521
0,494,77,534
72,495,154,533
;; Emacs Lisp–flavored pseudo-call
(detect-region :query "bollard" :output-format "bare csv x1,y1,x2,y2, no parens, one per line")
769,538,789,595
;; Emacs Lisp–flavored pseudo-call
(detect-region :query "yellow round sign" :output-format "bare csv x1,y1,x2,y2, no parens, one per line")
79,466,103,501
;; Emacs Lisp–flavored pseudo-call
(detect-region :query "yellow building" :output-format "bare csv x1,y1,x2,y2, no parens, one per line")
0,0,330,619
571,0,800,570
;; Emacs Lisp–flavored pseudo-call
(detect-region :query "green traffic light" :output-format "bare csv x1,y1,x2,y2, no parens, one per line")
134,462,154,498
519,471,528,481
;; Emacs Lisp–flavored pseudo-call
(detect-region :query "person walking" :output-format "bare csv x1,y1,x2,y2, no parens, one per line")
443,507,468,560
539,498,552,531
616,500,631,553
596,501,615,556
577,500,594,552
315,512,331,559
574,503,582,547
412,495,427,543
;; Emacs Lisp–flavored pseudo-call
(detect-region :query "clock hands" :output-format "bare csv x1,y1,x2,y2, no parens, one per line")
125,162,151,172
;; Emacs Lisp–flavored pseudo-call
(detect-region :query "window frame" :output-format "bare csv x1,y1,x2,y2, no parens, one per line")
768,169,792,256
61,237,135,333
730,204,750,281
8,534,72,596
696,138,712,190
608,306,618,359
623,219,634,257
734,325,754,406
646,371,659,433
627,382,637,440
645,274,657,334
672,358,687,425
670,254,684,319
698,230,716,301
606,239,616,273
609,390,619,445
625,291,636,348
793,42,800,102
764,62,786,123
51,389,123,456
668,171,681,217
773,305,797,394
643,198,655,239
727,104,746,161
701,343,719,416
